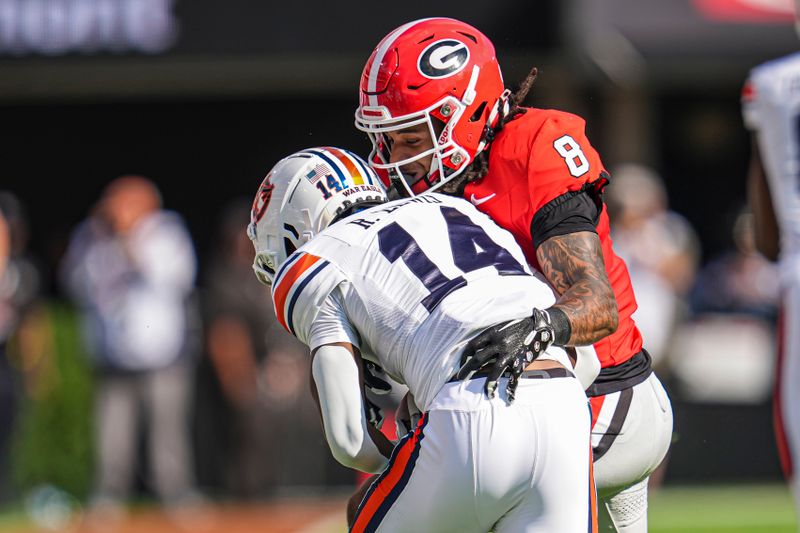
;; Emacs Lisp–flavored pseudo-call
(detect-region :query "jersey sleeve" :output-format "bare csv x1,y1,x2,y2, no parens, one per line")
306,282,361,352
270,250,348,346
526,112,606,209
526,112,609,247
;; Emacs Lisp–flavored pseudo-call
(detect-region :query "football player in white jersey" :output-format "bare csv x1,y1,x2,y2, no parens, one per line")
248,147,598,532
743,12,800,518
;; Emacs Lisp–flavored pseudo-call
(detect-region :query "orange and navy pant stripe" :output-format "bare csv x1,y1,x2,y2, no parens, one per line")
350,413,429,533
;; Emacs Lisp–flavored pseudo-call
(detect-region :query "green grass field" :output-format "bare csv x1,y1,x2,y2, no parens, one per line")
0,484,798,533
328,483,798,532
648,484,796,533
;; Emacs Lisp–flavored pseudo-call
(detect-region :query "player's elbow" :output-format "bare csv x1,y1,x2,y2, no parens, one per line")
327,423,386,474
328,423,364,466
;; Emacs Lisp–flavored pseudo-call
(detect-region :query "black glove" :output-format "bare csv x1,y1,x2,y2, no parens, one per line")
363,360,393,396
457,308,570,402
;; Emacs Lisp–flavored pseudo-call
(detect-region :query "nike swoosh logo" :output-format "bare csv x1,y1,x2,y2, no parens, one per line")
470,193,496,206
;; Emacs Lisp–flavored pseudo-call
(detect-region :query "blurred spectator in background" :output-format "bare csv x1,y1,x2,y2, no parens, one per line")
60,176,201,518
606,164,701,368
0,192,41,502
690,209,779,319
669,207,779,405
197,199,331,498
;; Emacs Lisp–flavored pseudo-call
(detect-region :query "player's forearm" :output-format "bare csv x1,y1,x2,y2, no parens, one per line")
536,231,618,345
366,420,395,459
551,279,618,345
312,344,389,473
747,138,780,261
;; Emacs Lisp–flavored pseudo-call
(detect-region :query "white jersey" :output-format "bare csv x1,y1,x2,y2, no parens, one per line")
743,52,800,285
271,193,570,411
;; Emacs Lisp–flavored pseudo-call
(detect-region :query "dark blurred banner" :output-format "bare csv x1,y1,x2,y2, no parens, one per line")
0,0,178,55
568,0,797,85
0,0,795,98
0,0,557,99
0,0,551,58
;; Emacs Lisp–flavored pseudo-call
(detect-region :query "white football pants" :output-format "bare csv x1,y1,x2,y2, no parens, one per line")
591,372,673,532
775,282,800,522
351,373,595,533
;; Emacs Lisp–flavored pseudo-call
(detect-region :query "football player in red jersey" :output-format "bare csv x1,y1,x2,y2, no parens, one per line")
353,18,672,533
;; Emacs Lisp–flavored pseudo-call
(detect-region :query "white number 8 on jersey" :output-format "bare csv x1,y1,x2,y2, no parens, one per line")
553,135,590,177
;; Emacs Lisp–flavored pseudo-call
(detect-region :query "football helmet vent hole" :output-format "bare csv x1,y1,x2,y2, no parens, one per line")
284,238,297,258
417,35,434,44
469,101,487,122
456,31,477,43
407,81,430,91
283,223,299,239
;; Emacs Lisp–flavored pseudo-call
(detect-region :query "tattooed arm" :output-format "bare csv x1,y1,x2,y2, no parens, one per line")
536,231,618,346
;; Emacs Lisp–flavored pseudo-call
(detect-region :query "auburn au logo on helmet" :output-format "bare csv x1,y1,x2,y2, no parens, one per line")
251,173,275,224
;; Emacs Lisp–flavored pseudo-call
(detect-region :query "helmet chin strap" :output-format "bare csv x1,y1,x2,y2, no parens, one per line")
388,169,411,199
427,156,441,187
387,154,442,198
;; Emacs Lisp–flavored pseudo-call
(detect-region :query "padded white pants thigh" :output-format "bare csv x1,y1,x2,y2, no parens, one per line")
351,375,593,533
591,372,673,532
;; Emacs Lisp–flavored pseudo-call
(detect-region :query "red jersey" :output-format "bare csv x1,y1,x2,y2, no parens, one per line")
463,108,643,369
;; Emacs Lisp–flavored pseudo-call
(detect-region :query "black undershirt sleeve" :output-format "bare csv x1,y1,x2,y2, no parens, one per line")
529,187,599,248
529,172,610,249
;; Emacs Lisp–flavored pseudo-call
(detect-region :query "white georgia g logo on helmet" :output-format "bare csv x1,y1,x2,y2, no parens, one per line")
417,39,470,79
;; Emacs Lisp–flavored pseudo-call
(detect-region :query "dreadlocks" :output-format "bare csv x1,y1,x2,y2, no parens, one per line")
503,66,539,127
450,66,540,192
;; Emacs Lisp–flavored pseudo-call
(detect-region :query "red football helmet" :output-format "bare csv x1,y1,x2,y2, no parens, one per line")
355,18,509,196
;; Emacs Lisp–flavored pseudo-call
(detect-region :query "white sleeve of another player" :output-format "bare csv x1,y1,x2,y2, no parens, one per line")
742,71,763,131
572,345,601,390
312,344,388,474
